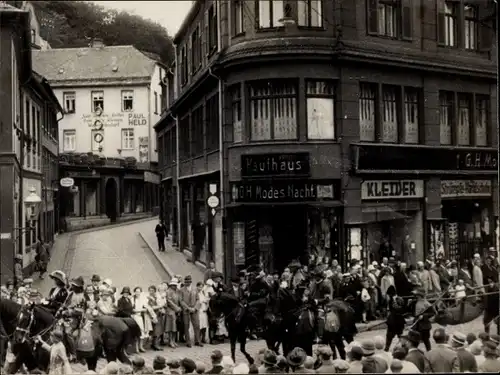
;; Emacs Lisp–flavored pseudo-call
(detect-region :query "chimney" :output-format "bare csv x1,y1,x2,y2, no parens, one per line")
90,38,105,48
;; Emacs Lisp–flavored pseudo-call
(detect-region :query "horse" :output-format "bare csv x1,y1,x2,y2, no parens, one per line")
11,301,141,372
209,292,265,364
0,298,51,374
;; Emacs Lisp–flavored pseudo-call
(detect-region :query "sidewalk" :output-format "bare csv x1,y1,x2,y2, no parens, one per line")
136,221,205,283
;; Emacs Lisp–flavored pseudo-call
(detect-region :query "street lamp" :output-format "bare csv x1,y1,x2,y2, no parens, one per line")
24,186,42,223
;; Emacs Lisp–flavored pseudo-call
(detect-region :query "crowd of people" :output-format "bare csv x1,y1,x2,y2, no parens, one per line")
1,237,500,373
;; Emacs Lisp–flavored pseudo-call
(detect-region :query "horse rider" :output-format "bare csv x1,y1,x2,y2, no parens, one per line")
248,266,271,302
44,270,69,317
62,277,88,361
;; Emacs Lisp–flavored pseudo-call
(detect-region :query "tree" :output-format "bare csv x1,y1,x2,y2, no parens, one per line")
31,1,174,64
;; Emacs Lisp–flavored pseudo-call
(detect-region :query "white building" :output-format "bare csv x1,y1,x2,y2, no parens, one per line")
32,40,164,230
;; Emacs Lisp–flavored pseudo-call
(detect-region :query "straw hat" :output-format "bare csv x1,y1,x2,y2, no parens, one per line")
49,270,66,283
168,278,180,287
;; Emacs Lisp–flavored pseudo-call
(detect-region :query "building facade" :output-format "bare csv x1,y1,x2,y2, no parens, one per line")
0,4,62,282
33,42,164,231
155,0,498,277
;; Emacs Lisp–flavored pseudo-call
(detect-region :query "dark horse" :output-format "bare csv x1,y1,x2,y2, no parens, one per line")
264,287,317,356
3,299,141,373
209,292,265,364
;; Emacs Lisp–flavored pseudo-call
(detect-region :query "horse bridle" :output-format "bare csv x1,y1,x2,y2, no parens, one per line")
14,306,56,343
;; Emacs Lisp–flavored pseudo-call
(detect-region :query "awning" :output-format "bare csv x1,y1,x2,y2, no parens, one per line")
359,205,409,224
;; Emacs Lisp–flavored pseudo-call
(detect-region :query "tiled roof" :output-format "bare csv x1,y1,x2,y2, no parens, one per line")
32,45,157,82
0,2,24,12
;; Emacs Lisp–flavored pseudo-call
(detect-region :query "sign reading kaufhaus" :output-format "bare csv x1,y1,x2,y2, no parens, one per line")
241,153,310,178
441,180,492,198
361,180,424,200
231,180,340,203
354,144,497,172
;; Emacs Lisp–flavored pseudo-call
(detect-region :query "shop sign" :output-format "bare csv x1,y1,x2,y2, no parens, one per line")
82,113,124,127
354,144,498,173
144,171,160,184
241,153,310,178
361,180,424,200
441,180,492,198
231,180,339,203
128,113,147,126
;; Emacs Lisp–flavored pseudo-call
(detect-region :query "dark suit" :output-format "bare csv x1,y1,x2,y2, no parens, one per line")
47,286,69,316
179,286,201,345
227,286,243,300
116,296,134,318
455,348,478,373
405,348,426,372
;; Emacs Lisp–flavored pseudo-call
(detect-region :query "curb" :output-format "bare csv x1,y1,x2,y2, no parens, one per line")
63,215,158,236
137,232,174,280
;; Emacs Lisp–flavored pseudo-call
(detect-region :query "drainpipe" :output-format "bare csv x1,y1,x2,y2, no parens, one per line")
174,44,181,250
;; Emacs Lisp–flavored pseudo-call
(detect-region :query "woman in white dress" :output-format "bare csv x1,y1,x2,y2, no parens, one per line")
196,281,209,343
131,286,156,352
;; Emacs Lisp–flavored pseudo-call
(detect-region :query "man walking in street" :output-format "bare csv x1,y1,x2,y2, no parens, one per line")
155,219,167,252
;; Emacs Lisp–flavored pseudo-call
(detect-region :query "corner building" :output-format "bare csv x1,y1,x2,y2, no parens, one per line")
156,0,498,277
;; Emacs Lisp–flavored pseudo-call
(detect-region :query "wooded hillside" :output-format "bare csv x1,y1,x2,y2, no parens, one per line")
31,1,174,64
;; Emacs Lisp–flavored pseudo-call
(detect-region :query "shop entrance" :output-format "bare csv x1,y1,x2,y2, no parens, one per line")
271,206,307,272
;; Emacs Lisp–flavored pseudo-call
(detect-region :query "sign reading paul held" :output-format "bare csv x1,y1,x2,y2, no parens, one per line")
361,180,424,200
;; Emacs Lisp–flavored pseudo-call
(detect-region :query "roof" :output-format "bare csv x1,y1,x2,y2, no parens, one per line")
32,71,63,113
32,45,157,83
173,0,202,45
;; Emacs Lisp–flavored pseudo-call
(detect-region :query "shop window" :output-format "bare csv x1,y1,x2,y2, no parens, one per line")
306,80,335,140
298,0,323,28
457,95,471,145
464,4,478,50
403,88,419,143
359,83,376,141
231,85,243,143
307,207,340,262
438,1,457,47
249,80,298,141
191,106,204,157
439,91,453,145
382,85,398,143
475,96,488,146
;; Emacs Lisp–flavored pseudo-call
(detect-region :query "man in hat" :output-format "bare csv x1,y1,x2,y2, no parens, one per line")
248,266,270,302
204,261,217,282
413,287,435,351
450,332,478,372
401,330,426,372
472,256,484,293
479,340,500,372
360,339,388,373
207,349,224,374
155,219,168,252
152,355,167,374
228,276,243,300
211,272,226,294
91,275,101,300
179,275,202,347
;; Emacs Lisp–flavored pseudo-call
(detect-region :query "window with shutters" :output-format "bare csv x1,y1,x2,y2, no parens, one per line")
249,80,297,141
404,88,419,144
179,115,190,160
438,1,457,47
206,94,220,151
208,4,218,54
191,25,201,72
464,4,478,50
366,0,412,40
231,85,243,143
232,0,244,36
439,91,453,145
475,96,488,146
382,86,398,143
191,106,204,157
298,0,323,28
457,95,471,145
257,0,284,29
306,80,335,140
359,83,376,142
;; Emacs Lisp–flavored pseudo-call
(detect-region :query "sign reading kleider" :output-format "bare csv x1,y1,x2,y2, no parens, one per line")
361,180,424,200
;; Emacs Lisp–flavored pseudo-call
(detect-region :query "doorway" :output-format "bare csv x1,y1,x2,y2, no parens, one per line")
271,206,307,272
105,178,118,222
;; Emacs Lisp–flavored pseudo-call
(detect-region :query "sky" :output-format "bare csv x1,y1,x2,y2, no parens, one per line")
92,1,194,37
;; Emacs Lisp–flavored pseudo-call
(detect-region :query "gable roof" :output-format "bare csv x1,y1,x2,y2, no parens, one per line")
32,45,157,84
